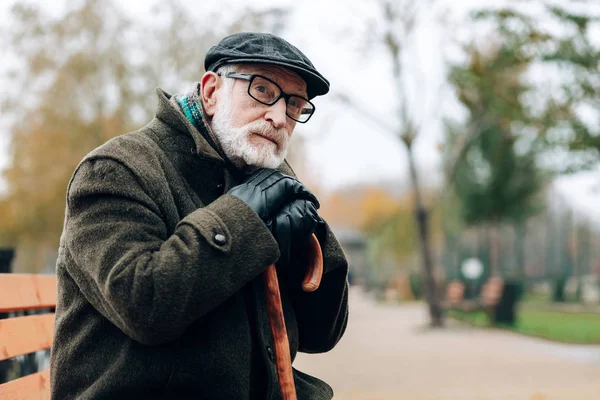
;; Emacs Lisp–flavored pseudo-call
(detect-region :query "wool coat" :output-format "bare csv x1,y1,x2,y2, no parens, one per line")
50,88,349,400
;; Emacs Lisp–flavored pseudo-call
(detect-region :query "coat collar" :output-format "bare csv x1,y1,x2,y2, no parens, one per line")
154,87,223,162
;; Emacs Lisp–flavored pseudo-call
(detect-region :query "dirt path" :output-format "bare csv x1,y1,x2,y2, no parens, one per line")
294,287,600,400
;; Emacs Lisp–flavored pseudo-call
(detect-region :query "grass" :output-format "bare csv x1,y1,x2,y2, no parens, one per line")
448,306,600,344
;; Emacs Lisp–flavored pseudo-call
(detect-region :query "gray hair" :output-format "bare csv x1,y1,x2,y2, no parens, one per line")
215,64,238,93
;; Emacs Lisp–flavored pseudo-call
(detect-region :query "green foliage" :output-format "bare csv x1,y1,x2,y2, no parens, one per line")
448,45,547,226
447,3,600,230
547,6,595,34
469,4,600,171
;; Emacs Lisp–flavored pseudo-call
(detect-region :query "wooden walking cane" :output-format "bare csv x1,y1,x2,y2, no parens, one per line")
263,233,323,400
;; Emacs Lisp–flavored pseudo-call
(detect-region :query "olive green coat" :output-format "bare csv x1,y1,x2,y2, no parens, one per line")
50,88,349,399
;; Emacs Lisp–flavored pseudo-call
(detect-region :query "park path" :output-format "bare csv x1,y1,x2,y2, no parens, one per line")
294,287,600,400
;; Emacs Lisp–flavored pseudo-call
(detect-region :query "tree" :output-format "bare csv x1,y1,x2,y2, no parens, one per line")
359,0,445,327
334,0,459,326
471,4,600,172
0,0,287,271
446,2,600,279
447,44,548,276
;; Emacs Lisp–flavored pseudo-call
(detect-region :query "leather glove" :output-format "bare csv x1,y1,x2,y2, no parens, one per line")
270,198,321,266
227,169,319,222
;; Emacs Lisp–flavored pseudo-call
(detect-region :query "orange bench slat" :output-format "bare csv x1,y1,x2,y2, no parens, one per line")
0,369,51,400
0,314,55,362
0,274,57,312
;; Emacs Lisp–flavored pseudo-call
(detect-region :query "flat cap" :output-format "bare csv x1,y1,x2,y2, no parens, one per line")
204,32,329,99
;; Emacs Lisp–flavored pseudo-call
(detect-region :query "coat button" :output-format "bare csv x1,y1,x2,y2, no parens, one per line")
266,346,274,362
214,233,227,245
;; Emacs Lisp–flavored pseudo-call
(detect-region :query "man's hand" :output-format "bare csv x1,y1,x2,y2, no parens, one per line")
270,198,321,266
227,169,319,222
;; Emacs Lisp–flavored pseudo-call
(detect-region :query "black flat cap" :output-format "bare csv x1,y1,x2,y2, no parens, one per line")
204,32,329,99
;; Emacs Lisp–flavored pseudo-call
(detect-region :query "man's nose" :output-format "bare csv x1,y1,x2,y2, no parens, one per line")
264,98,287,129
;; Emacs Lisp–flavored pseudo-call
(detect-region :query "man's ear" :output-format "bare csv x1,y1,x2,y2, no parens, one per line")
201,71,220,117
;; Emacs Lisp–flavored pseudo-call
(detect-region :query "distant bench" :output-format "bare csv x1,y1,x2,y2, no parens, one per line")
0,273,57,399
444,277,505,314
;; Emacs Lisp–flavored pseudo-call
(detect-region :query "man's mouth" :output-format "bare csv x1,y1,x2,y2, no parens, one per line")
254,133,278,146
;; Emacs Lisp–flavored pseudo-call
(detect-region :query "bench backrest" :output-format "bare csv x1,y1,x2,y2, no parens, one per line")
0,273,57,399
445,280,466,305
481,276,504,307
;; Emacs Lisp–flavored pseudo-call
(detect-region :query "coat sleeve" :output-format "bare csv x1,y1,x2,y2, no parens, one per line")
63,157,280,346
286,220,349,353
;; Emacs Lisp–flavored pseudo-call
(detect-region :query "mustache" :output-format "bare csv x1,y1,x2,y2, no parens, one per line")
247,121,289,146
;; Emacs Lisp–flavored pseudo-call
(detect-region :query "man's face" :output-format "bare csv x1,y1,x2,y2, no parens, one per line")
209,64,307,169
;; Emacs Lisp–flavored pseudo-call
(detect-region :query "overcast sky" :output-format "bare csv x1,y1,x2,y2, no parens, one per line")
1,0,599,222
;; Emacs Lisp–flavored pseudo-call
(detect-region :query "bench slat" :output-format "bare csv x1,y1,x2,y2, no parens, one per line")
0,314,55,361
0,274,57,312
0,369,51,400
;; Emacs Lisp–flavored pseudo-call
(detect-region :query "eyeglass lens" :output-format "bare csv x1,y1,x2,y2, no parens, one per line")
249,76,314,122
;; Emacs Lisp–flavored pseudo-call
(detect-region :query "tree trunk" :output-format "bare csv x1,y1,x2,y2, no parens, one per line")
579,226,591,300
573,226,583,302
406,145,443,327
514,222,526,279
544,209,555,279
487,223,500,277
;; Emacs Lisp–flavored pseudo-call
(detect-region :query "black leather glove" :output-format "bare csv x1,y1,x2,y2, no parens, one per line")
270,198,321,266
227,169,319,222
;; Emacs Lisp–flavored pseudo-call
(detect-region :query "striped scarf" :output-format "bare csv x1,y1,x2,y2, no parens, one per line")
175,83,204,131
174,83,248,179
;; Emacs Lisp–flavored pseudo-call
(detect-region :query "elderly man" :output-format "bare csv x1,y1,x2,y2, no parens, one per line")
50,32,349,400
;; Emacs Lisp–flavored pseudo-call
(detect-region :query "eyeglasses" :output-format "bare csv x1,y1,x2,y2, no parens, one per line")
219,72,316,123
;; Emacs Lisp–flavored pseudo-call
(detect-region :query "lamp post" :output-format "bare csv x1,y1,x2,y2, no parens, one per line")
461,257,483,299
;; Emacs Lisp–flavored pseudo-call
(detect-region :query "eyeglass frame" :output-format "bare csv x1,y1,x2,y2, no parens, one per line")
217,72,316,123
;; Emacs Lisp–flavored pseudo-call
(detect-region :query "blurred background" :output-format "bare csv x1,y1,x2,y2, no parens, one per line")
1,0,600,398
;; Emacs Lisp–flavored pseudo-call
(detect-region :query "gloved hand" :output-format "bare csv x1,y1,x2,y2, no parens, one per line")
227,169,319,222
270,198,321,266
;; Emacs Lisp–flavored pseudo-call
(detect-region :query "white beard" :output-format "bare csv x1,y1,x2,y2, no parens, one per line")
210,94,290,169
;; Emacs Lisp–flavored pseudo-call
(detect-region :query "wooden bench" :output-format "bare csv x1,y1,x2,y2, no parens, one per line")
0,273,57,399
444,279,466,308
444,277,505,314
481,277,523,325
480,277,504,309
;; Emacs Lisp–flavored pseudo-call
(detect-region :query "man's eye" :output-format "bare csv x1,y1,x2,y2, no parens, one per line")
255,85,268,93
252,83,276,100
288,97,306,109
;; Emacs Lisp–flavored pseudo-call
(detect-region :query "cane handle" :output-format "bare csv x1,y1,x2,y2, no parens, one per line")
302,233,323,292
